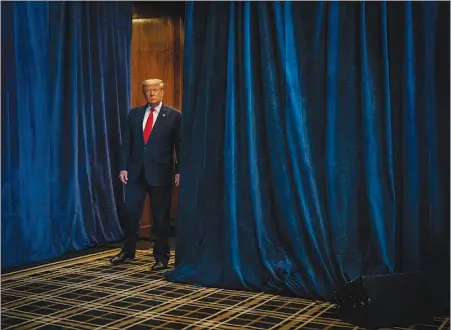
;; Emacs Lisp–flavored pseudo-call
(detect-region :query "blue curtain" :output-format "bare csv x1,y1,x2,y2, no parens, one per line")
166,1,449,305
2,1,132,269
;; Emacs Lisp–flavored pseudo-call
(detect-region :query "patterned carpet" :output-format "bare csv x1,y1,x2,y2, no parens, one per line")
1,249,449,329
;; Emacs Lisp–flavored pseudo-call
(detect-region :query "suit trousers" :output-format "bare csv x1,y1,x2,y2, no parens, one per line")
123,167,171,263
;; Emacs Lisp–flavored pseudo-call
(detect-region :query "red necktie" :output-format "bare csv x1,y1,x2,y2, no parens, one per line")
143,107,155,143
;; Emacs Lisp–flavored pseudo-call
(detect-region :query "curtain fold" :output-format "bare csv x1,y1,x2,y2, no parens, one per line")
166,1,449,304
2,1,132,269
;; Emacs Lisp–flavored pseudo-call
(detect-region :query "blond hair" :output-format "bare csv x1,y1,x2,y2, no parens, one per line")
142,79,164,91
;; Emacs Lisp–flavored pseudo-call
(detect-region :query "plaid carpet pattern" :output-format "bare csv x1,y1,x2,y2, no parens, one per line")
2,249,449,330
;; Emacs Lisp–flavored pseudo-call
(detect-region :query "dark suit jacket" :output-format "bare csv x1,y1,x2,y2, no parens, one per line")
120,104,181,186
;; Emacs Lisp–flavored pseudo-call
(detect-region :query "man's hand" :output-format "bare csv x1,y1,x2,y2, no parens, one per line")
119,170,128,184
174,174,180,187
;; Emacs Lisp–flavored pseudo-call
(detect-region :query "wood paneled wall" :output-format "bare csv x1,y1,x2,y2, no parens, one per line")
131,2,185,238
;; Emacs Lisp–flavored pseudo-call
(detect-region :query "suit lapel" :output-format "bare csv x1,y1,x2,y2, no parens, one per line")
139,105,147,145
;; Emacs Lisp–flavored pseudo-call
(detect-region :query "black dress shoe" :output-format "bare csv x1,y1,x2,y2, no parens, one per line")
110,251,135,265
151,261,168,271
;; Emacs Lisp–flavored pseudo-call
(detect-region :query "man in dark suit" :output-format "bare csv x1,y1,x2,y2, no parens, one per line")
111,78,181,271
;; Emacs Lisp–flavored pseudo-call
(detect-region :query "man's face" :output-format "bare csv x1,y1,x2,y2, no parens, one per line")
143,84,164,105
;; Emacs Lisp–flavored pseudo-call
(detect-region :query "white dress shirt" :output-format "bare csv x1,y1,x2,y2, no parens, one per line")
142,101,162,131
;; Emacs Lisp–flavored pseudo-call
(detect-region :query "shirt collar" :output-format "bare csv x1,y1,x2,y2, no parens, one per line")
147,101,163,114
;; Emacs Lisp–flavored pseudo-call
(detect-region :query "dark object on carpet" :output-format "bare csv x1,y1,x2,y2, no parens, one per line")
333,271,434,329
